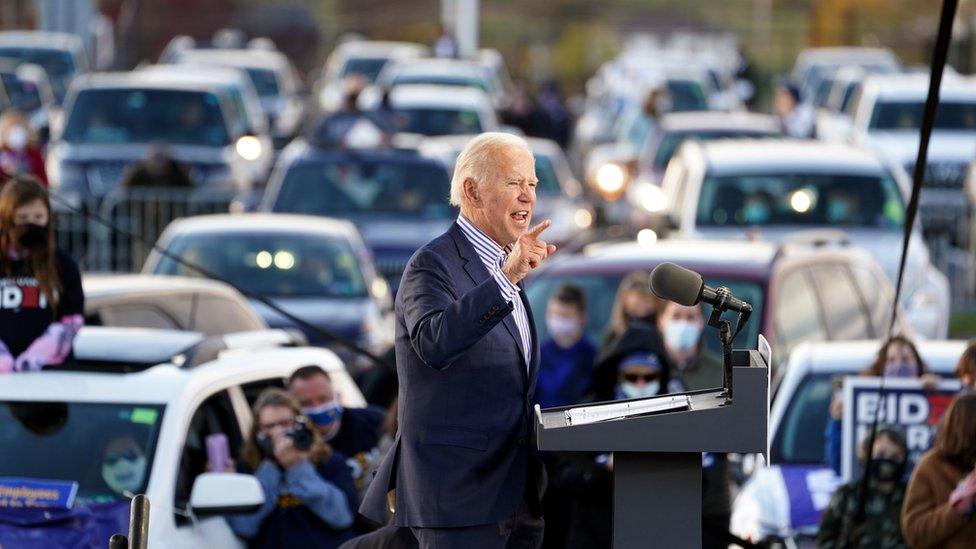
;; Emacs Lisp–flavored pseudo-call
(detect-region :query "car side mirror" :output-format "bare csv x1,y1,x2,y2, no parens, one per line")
190,472,264,517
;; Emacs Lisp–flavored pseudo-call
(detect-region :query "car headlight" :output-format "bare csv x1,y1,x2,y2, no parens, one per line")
595,163,627,197
574,207,593,229
634,182,669,213
236,135,263,161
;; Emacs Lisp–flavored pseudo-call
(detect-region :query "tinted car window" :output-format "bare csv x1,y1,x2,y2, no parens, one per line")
341,58,388,82
63,88,231,146
810,265,871,339
244,67,280,98
652,130,776,169
696,173,905,229
392,107,483,136
774,268,826,358
526,273,764,356
772,373,831,463
0,400,164,503
666,80,708,112
1,73,42,111
0,46,75,100
273,157,453,218
154,232,368,299
870,100,976,131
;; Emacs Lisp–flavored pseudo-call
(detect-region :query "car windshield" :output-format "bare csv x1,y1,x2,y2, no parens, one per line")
772,373,832,464
392,107,483,136
1,72,42,111
0,47,75,100
0,400,163,504
870,100,976,131
526,273,764,358
651,130,776,169
62,88,231,146
534,154,563,196
244,67,280,98
667,80,708,112
696,172,905,229
154,231,368,298
341,57,388,82
274,158,453,219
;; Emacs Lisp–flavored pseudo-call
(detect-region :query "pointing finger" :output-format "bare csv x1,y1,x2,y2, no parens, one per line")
526,219,551,239
546,244,557,256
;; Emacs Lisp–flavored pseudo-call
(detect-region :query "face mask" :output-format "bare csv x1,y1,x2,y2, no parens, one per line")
827,202,850,223
869,458,903,482
547,315,582,341
884,361,917,378
304,400,343,432
102,454,147,495
742,202,770,224
626,313,655,325
17,223,47,250
664,320,701,352
6,126,28,151
619,380,660,399
256,433,276,459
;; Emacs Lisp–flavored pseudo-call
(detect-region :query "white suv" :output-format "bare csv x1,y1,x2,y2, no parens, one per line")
0,326,365,548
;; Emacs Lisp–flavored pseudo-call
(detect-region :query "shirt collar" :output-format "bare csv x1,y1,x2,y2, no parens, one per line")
457,214,513,261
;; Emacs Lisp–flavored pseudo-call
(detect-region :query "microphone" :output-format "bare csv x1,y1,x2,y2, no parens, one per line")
649,262,752,314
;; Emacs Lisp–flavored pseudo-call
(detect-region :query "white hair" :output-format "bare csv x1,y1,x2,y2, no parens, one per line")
449,132,530,207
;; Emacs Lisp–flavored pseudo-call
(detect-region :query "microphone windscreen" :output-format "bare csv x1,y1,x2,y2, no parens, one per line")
649,262,704,306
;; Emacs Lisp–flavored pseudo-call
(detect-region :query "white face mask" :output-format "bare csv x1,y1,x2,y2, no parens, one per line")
619,380,660,399
547,314,582,341
6,126,28,151
102,455,147,495
664,320,701,352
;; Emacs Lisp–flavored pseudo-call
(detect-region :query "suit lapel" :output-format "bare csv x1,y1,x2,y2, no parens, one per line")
519,280,539,391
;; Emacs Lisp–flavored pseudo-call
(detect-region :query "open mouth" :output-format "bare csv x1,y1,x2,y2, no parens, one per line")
511,210,530,225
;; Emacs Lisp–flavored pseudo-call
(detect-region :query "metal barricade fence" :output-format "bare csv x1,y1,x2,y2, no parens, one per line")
53,188,235,273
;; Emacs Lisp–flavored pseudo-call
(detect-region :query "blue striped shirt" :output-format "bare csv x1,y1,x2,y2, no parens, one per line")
457,215,533,368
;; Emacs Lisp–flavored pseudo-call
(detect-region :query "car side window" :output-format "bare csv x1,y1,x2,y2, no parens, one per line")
98,305,182,330
241,378,287,408
848,264,894,335
189,296,265,335
174,389,243,524
809,264,871,340
774,268,827,361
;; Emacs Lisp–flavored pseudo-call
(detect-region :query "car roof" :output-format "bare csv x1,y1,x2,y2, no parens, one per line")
175,48,290,70
694,139,886,175
137,64,250,86
860,73,976,101
161,213,360,238
659,111,780,133
334,41,428,57
389,58,485,76
418,135,561,159
70,72,226,94
541,238,779,281
0,31,84,51
389,84,492,109
786,339,966,375
83,273,248,300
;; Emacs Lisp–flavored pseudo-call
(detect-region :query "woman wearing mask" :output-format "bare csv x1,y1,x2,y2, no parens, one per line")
902,393,976,548
818,427,910,548
228,388,357,549
824,335,938,475
0,176,83,373
0,110,47,185
101,434,148,497
598,271,664,358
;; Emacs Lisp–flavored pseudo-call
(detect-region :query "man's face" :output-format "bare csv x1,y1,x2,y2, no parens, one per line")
467,146,538,246
658,302,703,330
290,374,334,409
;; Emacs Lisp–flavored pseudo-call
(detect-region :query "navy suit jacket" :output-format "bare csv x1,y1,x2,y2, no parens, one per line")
359,223,546,528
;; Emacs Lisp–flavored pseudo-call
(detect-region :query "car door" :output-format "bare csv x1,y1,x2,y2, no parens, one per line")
772,266,828,366
807,263,873,341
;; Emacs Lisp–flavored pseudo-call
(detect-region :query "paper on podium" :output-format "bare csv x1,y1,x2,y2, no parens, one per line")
563,394,691,426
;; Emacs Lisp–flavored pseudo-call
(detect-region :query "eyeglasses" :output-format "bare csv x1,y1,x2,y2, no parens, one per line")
622,372,658,384
104,449,141,465
259,418,295,433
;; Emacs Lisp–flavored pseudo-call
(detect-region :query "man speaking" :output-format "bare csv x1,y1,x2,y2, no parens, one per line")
360,132,553,548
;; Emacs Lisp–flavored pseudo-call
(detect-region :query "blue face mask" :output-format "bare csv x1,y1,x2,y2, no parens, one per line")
304,400,343,428
742,202,770,225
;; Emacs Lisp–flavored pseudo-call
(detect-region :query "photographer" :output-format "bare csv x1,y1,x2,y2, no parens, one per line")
228,388,357,548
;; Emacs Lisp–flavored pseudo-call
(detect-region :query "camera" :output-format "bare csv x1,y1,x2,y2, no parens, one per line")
287,416,314,452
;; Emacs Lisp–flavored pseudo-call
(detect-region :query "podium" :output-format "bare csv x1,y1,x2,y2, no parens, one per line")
535,349,769,548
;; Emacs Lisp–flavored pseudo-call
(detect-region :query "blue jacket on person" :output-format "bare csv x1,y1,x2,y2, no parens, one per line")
359,222,547,528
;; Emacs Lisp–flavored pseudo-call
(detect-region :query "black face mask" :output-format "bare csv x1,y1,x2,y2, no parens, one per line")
627,313,656,325
870,458,904,482
16,223,48,250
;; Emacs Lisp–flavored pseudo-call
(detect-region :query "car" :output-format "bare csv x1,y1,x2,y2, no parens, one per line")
46,72,259,205
848,73,976,250
0,30,89,104
315,40,429,112
136,64,275,186
790,47,900,102
371,58,505,110
0,326,365,548
526,236,897,368
730,339,964,544
651,139,950,339
360,83,498,137
141,213,393,369
169,48,305,148
0,60,57,142
812,65,868,141
419,135,594,247
259,140,455,292
83,273,269,335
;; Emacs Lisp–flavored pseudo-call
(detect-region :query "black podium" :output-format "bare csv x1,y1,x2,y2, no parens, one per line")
535,348,769,548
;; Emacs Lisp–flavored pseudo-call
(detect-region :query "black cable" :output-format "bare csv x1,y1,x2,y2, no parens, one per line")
49,193,393,370
842,1,958,545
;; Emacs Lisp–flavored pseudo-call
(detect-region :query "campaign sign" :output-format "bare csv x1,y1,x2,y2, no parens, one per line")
0,478,78,510
841,377,960,481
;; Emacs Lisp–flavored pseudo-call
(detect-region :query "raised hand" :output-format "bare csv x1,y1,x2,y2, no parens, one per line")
502,219,557,285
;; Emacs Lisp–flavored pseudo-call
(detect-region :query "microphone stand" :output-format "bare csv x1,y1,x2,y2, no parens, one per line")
706,287,751,404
